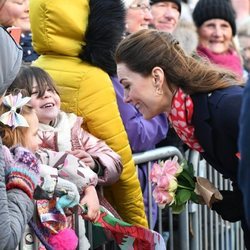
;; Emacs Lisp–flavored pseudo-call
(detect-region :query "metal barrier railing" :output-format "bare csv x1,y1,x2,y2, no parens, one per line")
133,146,183,231
186,150,245,250
132,147,245,250
18,146,245,250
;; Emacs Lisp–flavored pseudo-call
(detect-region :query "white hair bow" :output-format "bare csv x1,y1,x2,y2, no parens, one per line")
0,93,31,128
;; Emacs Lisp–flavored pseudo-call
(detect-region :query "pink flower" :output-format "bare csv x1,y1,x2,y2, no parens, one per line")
153,187,175,208
150,162,162,183
157,175,177,192
168,178,178,192
162,156,183,177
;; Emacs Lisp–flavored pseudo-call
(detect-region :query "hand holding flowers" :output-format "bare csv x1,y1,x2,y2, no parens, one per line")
150,156,222,213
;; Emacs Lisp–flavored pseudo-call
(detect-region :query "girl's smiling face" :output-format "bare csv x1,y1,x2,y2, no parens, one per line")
29,83,61,125
117,63,175,119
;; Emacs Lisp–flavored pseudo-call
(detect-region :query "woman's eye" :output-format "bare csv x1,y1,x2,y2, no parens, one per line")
206,23,214,28
124,85,130,90
14,1,24,5
31,91,38,95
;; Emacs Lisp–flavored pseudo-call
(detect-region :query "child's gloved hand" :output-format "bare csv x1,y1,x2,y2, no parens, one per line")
55,177,80,214
33,164,58,200
3,145,40,199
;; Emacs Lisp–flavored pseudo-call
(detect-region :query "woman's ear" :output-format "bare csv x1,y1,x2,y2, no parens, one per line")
151,67,165,95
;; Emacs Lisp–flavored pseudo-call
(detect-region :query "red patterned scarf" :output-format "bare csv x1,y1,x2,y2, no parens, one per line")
168,89,204,152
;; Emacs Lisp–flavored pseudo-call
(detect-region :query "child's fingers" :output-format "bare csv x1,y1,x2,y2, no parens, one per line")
67,150,89,159
67,150,81,157
87,209,100,222
93,210,101,223
80,206,100,222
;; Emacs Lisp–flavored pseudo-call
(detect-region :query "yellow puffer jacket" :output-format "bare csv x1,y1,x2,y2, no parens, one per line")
30,0,148,227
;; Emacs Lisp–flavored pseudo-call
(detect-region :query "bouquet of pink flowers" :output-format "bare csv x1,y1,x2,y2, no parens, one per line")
150,156,222,214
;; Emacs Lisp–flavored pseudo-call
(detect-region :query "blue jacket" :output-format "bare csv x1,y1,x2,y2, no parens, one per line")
191,86,243,183
239,79,250,228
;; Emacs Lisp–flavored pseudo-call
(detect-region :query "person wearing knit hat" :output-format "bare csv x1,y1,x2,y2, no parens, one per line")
150,0,181,33
192,0,244,79
150,0,181,13
192,0,236,36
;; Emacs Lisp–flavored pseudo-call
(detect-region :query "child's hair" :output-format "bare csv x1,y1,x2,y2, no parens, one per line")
0,90,34,148
9,65,59,97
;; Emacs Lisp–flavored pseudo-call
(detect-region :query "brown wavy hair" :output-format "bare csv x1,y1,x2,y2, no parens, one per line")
115,29,243,95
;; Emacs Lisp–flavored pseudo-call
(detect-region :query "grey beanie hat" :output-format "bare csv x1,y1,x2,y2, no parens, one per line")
0,27,23,96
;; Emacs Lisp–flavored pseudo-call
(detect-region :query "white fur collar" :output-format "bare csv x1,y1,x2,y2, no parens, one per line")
38,111,77,152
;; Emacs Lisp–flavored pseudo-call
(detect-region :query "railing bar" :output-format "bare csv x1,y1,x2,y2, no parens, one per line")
147,161,153,229
133,146,183,164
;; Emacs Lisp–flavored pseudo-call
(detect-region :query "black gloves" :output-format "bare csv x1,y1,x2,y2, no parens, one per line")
211,189,244,222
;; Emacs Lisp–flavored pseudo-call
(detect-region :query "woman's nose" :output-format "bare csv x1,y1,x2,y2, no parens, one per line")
24,0,29,12
123,92,131,103
213,26,224,37
144,10,153,21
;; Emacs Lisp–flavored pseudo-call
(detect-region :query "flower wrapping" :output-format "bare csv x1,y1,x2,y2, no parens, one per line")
150,156,222,213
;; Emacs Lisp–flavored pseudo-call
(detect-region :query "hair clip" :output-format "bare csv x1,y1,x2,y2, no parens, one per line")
0,93,31,128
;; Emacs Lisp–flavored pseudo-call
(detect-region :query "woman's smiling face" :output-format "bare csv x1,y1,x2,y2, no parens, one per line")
0,0,30,33
198,19,233,54
117,63,174,119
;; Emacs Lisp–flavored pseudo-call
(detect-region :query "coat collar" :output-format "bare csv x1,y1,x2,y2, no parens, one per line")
191,93,215,158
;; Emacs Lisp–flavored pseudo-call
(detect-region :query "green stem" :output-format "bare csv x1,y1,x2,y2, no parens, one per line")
178,184,194,191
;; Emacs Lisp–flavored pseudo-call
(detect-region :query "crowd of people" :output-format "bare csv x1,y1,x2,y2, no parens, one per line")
0,0,250,249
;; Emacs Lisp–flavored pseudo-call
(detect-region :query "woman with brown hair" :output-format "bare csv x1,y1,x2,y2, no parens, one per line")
115,29,249,249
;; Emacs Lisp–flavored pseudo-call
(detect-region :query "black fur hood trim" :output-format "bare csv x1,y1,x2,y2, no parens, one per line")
79,0,126,76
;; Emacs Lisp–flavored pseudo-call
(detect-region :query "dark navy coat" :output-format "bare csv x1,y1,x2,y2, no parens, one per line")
191,85,243,184
239,78,250,228
191,86,250,248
